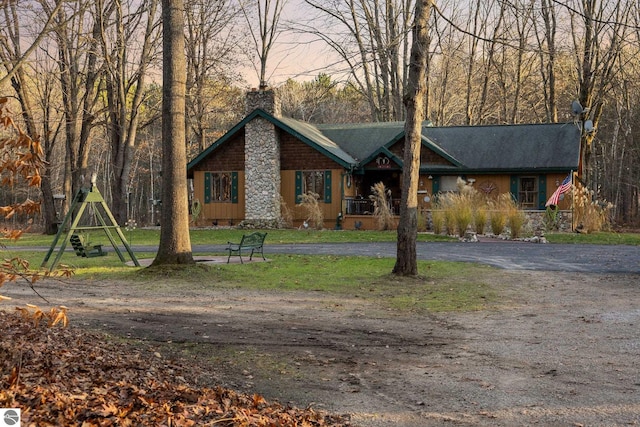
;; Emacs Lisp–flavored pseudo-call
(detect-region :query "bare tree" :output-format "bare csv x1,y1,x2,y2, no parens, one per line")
567,0,633,181
427,4,466,125
278,74,369,123
478,0,506,123
184,0,245,152
462,0,482,125
2,0,101,228
240,0,288,88
588,1,640,224
0,1,67,233
32,57,65,235
533,0,559,122
96,0,161,225
0,0,63,88
491,0,539,124
0,1,43,203
300,0,415,121
36,0,104,214
151,0,194,266
393,0,432,276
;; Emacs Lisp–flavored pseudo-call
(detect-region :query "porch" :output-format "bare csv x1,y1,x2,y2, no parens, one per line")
341,197,399,231
343,197,400,216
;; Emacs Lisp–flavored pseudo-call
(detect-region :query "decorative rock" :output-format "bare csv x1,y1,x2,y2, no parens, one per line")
460,231,478,243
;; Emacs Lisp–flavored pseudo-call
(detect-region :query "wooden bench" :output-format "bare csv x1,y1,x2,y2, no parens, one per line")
70,234,105,258
226,232,267,264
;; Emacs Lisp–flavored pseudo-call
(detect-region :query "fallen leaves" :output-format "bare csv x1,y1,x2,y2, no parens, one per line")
0,311,350,426
15,304,69,328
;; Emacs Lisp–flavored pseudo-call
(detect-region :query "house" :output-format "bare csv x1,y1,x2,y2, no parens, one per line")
186,89,581,230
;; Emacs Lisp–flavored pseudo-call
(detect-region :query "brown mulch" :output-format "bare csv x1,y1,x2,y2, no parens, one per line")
0,310,350,426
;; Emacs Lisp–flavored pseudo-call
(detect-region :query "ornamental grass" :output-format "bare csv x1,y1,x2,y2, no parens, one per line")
573,183,613,233
369,182,395,230
431,209,445,234
488,193,512,236
297,192,324,229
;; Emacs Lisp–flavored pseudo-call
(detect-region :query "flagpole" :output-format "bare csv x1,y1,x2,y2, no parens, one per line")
570,170,574,232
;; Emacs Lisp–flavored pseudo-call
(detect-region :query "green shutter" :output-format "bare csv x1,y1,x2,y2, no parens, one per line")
231,172,239,204
295,171,303,204
538,174,546,209
510,175,518,202
431,176,440,194
204,172,211,204
324,170,332,203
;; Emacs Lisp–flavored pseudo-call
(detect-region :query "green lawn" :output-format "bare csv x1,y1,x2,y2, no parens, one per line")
110,254,503,313
544,231,640,245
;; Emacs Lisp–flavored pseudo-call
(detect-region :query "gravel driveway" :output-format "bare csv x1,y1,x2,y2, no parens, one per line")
192,240,640,273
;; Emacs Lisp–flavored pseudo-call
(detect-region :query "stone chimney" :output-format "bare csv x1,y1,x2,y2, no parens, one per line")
242,88,282,228
245,87,282,117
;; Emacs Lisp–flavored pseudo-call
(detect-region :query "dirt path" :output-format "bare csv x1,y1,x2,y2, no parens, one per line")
4,269,640,426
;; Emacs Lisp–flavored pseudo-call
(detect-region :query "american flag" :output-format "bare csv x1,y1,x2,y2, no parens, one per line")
545,173,572,207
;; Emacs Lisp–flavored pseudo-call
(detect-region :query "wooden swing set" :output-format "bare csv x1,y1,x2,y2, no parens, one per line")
41,183,140,271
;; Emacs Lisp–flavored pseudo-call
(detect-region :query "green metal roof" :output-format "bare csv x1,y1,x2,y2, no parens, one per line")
313,121,580,173
315,121,406,161
188,109,581,176
420,122,581,172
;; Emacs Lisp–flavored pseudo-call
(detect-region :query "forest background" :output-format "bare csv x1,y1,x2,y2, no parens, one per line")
1,0,639,234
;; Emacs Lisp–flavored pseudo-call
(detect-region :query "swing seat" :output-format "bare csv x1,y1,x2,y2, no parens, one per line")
70,234,105,258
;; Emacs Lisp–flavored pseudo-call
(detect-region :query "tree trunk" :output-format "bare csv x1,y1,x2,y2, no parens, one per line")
464,0,481,125
537,0,558,122
393,0,432,276
152,0,194,266
40,175,59,235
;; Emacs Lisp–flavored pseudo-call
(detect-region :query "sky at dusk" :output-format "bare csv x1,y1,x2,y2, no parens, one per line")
242,0,343,88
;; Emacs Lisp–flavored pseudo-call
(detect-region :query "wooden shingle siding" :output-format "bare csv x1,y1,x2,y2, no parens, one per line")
195,132,245,171
420,144,453,165
279,130,342,170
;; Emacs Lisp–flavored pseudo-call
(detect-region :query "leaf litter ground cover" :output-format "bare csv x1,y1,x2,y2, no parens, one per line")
0,311,350,426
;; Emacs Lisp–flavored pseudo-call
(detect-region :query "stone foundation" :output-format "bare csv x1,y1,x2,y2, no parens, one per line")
525,210,573,233
237,219,286,229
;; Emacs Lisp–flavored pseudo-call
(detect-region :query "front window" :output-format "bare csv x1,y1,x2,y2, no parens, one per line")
439,176,461,192
518,177,538,208
302,171,325,200
210,172,232,202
